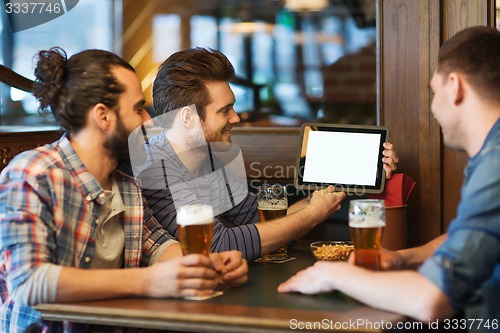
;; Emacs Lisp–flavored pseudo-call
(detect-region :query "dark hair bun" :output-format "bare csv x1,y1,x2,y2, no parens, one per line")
32,47,68,112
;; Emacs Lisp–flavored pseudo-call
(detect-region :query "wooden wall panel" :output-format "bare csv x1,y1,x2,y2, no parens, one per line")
231,127,300,185
379,0,442,246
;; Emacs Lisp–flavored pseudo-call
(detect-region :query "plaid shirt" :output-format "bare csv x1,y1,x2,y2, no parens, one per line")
0,135,174,333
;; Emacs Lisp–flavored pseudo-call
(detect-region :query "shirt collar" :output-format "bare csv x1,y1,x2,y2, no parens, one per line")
469,117,500,163
57,134,105,202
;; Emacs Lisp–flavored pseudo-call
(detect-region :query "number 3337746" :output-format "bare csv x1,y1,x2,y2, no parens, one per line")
5,2,62,14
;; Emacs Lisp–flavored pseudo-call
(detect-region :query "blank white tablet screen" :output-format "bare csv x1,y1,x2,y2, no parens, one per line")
302,131,381,186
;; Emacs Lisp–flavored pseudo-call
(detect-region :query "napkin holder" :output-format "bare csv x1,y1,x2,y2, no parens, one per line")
368,173,415,250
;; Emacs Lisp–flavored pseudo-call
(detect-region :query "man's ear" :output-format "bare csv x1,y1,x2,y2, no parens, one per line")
92,103,112,131
180,106,195,128
448,72,464,105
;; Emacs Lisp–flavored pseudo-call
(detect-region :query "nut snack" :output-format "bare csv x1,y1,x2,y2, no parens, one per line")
310,241,354,261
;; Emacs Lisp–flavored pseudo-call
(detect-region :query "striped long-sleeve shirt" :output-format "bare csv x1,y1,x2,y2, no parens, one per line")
137,131,261,260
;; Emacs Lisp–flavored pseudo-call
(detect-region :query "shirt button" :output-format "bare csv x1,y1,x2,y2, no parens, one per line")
84,257,91,263
86,195,92,201
96,219,100,225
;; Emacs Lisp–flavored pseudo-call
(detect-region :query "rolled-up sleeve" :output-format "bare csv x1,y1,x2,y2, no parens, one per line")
140,201,177,266
419,229,500,308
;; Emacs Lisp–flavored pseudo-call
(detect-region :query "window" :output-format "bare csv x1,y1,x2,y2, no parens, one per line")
153,14,181,63
1,0,378,127
0,0,118,126
152,2,376,126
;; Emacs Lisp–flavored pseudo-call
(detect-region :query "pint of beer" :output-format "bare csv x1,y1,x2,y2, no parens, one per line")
348,199,386,270
257,184,288,261
176,204,214,256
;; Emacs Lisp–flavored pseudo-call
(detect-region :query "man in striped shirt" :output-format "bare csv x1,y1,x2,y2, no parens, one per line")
136,48,398,261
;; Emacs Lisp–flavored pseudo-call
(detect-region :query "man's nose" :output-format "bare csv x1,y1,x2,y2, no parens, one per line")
229,109,240,124
141,109,153,122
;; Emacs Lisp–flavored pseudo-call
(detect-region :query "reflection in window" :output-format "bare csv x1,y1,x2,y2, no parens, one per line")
0,0,116,126
220,18,246,79
2,1,379,127
301,16,323,98
222,11,373,124
153,14,181,63
150,4,376,126
320,16,345,65
1,1,378,127
191,16,217,49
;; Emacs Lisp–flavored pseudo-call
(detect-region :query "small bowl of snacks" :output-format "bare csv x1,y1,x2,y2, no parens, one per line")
310,241,354,261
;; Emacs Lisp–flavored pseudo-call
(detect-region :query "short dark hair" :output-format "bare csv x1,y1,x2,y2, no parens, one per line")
152,47,235,120
437,26,500,103
32,47,135,133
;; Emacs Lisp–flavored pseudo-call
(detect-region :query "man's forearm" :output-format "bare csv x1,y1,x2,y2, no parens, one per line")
157,241,183,261
56,266,148,302
255,207,319,254
398,234,447,269
330,264,455,321
287,197,309,214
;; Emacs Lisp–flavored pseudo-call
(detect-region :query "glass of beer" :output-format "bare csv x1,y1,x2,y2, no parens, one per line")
257,184,288,261
348,199,386,270
176,204,214,256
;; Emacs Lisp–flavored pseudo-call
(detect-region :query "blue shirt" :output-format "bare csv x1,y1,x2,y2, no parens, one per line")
419,117,500,324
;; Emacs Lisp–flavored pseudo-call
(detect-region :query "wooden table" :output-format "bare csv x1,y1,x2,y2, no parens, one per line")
35,245,406,332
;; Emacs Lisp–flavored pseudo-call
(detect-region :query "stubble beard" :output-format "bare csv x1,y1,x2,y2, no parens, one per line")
105,117,131,165
202,123,233,152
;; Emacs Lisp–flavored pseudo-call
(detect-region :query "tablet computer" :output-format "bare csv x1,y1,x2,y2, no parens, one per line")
294,123,389,194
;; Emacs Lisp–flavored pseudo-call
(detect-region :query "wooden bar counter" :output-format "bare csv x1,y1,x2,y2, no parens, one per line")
36,245,407,332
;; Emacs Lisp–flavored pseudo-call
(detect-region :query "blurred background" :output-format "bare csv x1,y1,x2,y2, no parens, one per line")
0,0,380,127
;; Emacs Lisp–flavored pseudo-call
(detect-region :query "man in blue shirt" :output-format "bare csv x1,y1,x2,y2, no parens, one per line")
278,26,500,330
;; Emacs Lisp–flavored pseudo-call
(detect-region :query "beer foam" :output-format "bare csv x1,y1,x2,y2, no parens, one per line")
348,216,386,228
257,200,287,210
177,204,214,226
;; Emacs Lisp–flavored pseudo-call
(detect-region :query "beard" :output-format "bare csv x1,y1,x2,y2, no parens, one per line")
201,123,233,152
104,116,130,165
